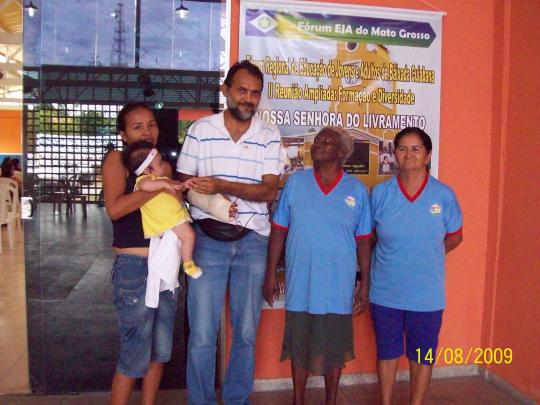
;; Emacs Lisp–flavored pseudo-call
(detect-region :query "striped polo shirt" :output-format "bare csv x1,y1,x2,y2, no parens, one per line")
177,112,283,236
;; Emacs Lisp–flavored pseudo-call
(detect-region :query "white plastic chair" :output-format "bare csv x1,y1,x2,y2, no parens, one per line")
0,182,21,228
0,188,15,253
0,177,19,192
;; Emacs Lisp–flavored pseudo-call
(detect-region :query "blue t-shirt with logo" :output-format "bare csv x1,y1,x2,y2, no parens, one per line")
272,169,372,315
370,175,463,311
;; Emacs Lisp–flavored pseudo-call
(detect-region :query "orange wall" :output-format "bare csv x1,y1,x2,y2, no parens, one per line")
482,0,540,402
0,110,22,153
229,0,494,379
178,109,214,121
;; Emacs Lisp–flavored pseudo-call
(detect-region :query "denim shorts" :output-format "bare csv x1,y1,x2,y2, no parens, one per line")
112,254,179,378
370,303,443,365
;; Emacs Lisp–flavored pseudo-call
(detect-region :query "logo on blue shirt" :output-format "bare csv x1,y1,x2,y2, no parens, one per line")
345,196,356,208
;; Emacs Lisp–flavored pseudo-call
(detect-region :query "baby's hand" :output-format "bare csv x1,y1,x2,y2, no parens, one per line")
139,178,183,195
176,181,189,192
163,179,183,193
184,178,196,189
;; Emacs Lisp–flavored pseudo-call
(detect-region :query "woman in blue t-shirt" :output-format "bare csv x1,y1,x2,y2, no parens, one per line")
370,127,463,405
264,126,372,405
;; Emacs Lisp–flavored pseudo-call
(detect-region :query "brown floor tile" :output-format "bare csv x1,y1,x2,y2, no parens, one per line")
0,375,532,404
340,376,529,405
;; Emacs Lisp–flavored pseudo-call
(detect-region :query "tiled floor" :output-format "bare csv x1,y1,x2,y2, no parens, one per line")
0,222,30,395
23,204,187,392
0,376,529,404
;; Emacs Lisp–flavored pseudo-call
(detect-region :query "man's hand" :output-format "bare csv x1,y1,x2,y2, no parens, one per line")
352,280,369,315
182,174,279,203
189,177,223,195
221,194,238,218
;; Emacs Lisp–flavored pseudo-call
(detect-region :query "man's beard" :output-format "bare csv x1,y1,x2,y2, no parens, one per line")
226,97,256,121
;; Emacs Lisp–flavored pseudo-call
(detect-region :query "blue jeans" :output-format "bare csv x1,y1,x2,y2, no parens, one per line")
187,225,268,405
112,254,179,378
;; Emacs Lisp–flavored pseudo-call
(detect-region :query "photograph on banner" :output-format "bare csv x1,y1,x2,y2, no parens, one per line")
378,139,398,176
239,0,443,188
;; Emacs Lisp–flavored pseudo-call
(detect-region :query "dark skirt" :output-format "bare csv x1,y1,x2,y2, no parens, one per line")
280,310,355,375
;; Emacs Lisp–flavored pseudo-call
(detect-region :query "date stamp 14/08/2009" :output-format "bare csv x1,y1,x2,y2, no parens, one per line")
416,348,513,366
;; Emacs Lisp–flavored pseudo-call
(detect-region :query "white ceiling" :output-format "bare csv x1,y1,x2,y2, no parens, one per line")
0,0,23,108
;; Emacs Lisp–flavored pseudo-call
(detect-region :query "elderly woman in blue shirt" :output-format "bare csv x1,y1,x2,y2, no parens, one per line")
264,126,372,405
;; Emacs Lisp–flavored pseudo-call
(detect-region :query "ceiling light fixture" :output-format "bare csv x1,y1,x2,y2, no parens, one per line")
175,0,189,19
24,1,39,18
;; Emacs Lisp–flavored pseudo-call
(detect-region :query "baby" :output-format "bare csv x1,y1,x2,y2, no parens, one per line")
123,140,202,279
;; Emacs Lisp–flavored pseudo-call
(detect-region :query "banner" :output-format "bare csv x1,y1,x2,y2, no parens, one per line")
239,0,444,186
